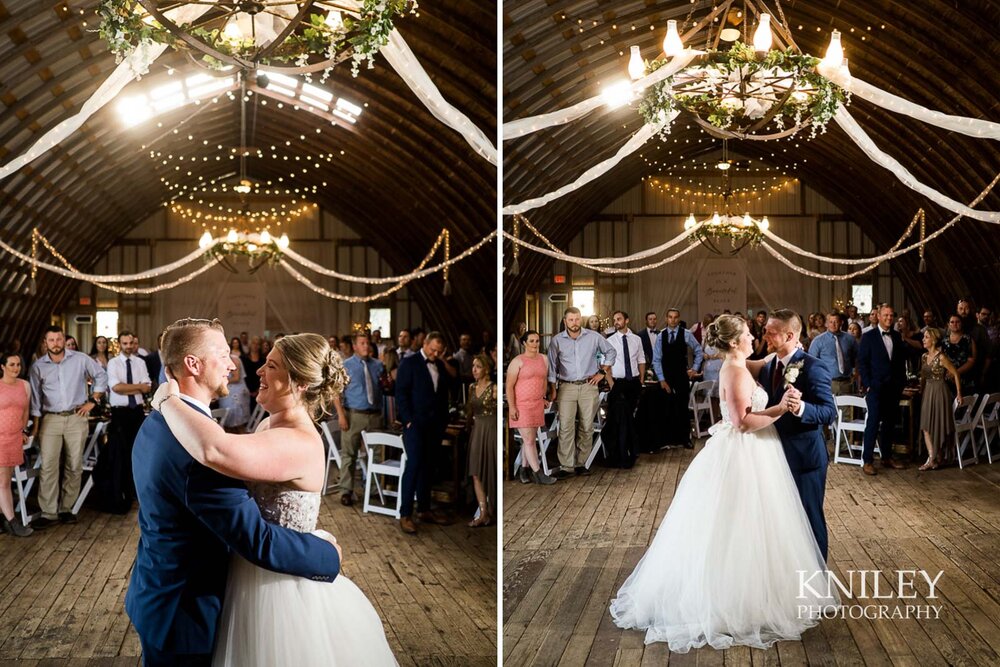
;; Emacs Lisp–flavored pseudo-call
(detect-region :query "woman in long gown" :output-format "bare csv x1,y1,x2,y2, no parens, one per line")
152,333,397,666
465,355,496,527
918,328,962,470
610,314,838,652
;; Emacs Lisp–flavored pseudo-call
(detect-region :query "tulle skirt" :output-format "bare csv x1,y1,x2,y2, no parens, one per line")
610,422,838,652
213,555,398,666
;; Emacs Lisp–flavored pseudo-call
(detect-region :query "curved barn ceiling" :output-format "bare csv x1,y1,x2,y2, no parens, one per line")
503,0,1000,328
0,0,496,343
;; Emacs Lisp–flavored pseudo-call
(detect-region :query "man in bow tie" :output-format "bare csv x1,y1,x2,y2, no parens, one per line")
857,303,908,475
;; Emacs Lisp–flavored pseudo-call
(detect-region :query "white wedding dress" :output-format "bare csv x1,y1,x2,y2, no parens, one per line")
213,482,398,666
610,385,838,652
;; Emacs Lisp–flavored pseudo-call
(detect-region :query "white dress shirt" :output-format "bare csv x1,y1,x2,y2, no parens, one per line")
420,349,439,391
178,393,212,417
607,329,643,379
776,350,806,418
877,326,894,359
107,352,152,407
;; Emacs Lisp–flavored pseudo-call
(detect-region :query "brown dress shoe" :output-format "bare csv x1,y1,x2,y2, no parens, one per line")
340,493,353,506
399,516,417,534
417,510,453,526
882,458,907,470
862,463,877,476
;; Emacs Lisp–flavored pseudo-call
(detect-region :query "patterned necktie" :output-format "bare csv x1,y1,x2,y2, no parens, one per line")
622,334,632,380
772,360,784,395
126,358,137,408
363,359,375,407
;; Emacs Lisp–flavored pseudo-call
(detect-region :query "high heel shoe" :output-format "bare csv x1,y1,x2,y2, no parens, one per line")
0,514,33,537
918,458,940,471
468,503,491,527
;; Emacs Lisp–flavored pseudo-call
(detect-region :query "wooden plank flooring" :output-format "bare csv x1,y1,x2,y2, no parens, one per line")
503,443,1000,666
0,495,496,666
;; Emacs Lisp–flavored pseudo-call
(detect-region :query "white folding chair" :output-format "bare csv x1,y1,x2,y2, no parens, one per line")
71,420,109,515
319,420,375,497
689,380,717,438
361,431,406,518
511,426,555,478
953,394,984,469
974,392,1000,464
833,395,878,465
246,403,267,432
584,391,609,469
211,408,229,425
11,434,41,525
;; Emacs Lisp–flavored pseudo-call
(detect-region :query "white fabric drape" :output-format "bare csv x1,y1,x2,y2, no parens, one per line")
380,29,497,165
502,51,697,140
828,71,1000,141
833,105,999,223
502,115,674,215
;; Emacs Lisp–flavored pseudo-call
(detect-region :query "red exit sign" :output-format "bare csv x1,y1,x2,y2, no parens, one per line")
79,297,91,306
553,274,566,284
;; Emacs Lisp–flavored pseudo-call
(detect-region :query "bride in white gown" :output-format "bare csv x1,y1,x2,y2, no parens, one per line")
610,315,838,652
154,333,397,666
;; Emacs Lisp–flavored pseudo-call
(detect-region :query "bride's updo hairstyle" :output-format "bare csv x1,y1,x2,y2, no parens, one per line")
704,314,746,354
273,333,350,420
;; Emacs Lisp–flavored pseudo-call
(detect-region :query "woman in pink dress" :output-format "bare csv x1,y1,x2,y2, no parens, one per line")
506,331,555,485
0,352,33,536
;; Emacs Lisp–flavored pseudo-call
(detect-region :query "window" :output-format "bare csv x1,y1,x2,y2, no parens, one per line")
852,285,873,315
96,310,119,339
571,289,595,316
368,308,391,339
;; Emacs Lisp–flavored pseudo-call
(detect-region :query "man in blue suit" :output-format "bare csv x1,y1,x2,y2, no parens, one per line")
856,303,908,476
395,331,451,534
125,318,341,666
756,309,837,560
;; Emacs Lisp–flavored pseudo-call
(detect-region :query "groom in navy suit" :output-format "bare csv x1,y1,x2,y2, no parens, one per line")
758,309,837,560
856,303,908,475
125,319,341,666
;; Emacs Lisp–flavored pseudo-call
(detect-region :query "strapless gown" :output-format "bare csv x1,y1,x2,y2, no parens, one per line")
610,386,838,652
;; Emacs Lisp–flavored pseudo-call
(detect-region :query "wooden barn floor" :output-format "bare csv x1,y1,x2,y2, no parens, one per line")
503,443,1000,666
0,492,496,667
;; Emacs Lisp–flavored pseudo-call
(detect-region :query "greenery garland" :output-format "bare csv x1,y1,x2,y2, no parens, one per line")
97,0,416,78
640,42,847,139
690,218,765,249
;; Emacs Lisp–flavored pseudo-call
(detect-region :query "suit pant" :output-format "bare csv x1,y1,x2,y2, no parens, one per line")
604,378,640,467
338,410,383,494
663,374,692,445
555,382,600,469
37,413,89,518
863,385,901,463
400,421,442,517
791,465,829,561
139,635,211,667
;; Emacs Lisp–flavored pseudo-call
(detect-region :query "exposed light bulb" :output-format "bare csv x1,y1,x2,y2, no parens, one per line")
716,160,731,171
199,232,213,249
260,230,272,245
752,14,772,52
223,17,243,42
742,213,752,227
662,19,683,57
278,234,290,249
684,213,697,230
601,80,634,109
246,243,257,253
627,45,646,80
227,229,239,243
760,216,770,231
819,30,843,74
711,212,722,226
324,10,343,30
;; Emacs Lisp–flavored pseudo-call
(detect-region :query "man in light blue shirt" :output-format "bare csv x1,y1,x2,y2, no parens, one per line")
333,333,385,505
808,313,857,395
651,308,703,448
546,307,616,477
29,326,107,526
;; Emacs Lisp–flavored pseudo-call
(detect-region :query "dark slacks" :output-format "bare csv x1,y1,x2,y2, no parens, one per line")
603,378,641,467
139,635,211,667
400,421,443,517
663,373,692,445
791,466,829,561
863,384,901,463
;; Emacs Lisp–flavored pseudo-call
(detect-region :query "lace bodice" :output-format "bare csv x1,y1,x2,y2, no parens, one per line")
719,385,769,424
920,353,948,382
247,481,320,532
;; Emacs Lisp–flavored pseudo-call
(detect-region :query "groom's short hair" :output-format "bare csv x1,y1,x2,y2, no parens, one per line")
160,318,225,377
769,309,802,335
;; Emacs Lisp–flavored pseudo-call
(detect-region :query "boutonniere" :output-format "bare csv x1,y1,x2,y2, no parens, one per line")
784,361,805,388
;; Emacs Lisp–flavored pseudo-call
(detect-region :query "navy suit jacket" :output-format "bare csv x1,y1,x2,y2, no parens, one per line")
395,353,449,428
125,402,340,654
857,328,907,392
760,350,837,472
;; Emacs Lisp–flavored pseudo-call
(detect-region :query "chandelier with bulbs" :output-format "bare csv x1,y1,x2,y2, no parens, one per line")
628,0,850,141
98,1,417,78
200,228,290,273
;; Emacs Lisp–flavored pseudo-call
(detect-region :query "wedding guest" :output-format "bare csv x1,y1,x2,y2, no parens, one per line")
371,330,386,358
410,328,426,355
466,355,496,527
638,312,659,368
896,314,925,376
333,333,384,506
750,310,769,359
809,313,858,395
958,298,990,388
396,329,413,359
90,336,111,370
862,308,879,333
452,333,475,382
689,312,709,345
239,331,249,355
65,336,79,351
0,352,33,536
857,304,907,475
106,330,151,508
488,343,498,382
918,328,962,471
5,339,28,379
700,340,724,418
941,314,977,395
396,332,451,534
381,347,400,395
604,311,645,468
846,305,863,329
979,306,1000,391
547,307,615,477
506,322,527,362
652,308,703,449
586,315,603,335
31,337,47,365
29,326,107,527
217,337,250,429
134,334,149,359
241,336,265,413
921,310,942,336
807,313,825,341
507,331,554,485
260,338,272,357
338,336,353,362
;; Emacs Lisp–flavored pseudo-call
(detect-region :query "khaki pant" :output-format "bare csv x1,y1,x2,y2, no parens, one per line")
338,411,383,494
831,378,854,396
556,382,600,470
38,413,89,518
